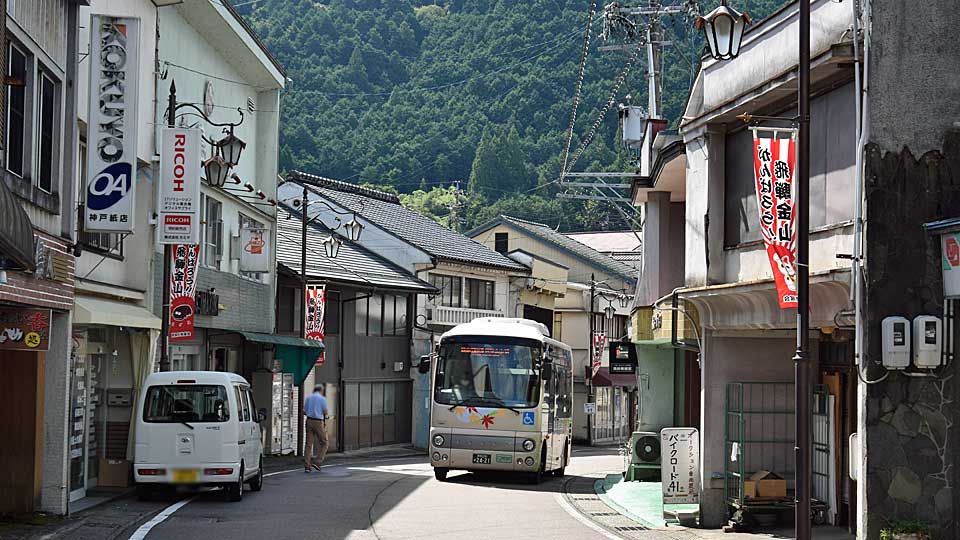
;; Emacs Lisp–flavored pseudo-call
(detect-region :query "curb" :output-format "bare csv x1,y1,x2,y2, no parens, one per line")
594,474,661,530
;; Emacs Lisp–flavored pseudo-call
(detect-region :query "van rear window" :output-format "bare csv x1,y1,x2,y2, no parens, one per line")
143,385,230,423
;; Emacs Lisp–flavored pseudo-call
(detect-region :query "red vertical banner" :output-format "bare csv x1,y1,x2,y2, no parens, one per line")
305,285,325,365
170,244,201,341
752,129,798,309
591,331,606,378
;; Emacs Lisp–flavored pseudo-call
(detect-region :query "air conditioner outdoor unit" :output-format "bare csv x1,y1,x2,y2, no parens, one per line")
624,431,661,481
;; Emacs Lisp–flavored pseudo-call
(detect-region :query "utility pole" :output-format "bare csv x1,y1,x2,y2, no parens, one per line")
587,273,596,446
158,82,176,372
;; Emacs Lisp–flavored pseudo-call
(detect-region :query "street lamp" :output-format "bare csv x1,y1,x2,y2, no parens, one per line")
322,235,342,259
342,215,364,242
203,155,232,188
696,2,812,539
696,0,751,60
215,131,246,167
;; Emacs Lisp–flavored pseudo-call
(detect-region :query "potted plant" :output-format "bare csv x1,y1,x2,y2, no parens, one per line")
880,519,930,540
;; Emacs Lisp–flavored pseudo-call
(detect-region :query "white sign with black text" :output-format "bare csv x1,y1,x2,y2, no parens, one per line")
84,15,140,233
661,427,700,505
239,227,270,272
157,128,202,245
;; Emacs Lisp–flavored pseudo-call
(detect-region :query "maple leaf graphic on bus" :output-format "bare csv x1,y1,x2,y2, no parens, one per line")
466,406,479,414
480,414,496,429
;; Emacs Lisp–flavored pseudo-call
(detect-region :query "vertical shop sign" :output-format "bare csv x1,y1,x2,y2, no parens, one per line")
239,227,271,272
661,427,700,505
941,232,960,298
591,331,606,378
158,128,202,244
305,285,326,365
169,244,200,341
85,15,140,233
752,129,798,309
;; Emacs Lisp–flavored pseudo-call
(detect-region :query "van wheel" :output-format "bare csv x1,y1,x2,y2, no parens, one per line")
434,468,448,481
249,458,263,492
136,485,153,501
227,465,244,502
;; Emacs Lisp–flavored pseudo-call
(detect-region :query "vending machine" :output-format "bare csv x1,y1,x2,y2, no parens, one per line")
252,371,296,455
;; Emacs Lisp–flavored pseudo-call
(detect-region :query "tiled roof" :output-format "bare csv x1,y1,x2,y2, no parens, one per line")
472,216,639,282
276,204,436,292
564,231,641,253
287,171,529,272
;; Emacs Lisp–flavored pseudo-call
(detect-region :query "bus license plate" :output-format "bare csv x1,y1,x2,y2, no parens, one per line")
472,453,491,465
172,469,198,483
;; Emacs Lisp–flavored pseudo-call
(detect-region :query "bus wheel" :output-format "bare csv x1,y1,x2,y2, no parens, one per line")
434,468,449,481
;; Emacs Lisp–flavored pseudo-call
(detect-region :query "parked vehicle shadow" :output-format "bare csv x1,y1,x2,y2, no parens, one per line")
443,470,603,494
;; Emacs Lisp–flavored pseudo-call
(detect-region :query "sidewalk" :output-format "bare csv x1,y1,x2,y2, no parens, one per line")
0,444,424,540
594,474,854,540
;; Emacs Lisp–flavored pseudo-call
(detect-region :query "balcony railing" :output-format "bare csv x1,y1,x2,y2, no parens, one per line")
427,305,503,326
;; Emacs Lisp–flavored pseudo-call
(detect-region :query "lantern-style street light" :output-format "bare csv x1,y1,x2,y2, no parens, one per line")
696,0,751,60
215,131,247,167
342,215,364,242
695,2,813,539
203,155,232,188
322,235,342,259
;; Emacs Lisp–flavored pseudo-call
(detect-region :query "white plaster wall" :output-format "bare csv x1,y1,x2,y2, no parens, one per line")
723,224,853,284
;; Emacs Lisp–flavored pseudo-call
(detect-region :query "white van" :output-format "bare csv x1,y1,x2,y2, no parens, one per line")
134,371,264,501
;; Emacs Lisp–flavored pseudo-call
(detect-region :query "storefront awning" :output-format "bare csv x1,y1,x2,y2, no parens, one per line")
592,367,637,388
239,332,324,386
74,295,162,330
0,178,35,271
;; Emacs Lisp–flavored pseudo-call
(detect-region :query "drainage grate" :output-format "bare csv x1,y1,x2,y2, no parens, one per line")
615,526,646,531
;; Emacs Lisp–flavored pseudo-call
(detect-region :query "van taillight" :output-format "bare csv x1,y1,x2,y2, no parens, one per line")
176,380,196,384
204,468,234,476
138,468,166,476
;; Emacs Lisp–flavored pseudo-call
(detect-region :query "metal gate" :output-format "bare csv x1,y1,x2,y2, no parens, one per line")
812,385,835,523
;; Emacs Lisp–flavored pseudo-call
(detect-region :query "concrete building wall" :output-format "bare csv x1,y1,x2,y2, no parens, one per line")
635,345,676,433
699,333,797,527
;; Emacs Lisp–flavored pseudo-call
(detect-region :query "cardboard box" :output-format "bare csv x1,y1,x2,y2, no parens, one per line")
743,470,787,499
98,458,131,488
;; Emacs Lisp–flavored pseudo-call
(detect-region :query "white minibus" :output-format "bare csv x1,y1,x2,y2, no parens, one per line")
134,371,264,501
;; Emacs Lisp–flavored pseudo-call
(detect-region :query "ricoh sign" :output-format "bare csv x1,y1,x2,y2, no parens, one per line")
84,15,140,234
158,128,202,244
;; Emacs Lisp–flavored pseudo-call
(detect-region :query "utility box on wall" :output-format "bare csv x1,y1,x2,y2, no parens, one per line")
881,316,911,369
913,315,943,368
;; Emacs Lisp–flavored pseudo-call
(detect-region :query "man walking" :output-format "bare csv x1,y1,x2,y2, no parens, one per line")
303,384,329,472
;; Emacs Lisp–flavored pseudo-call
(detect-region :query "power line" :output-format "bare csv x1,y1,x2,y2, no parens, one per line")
560,0,599,180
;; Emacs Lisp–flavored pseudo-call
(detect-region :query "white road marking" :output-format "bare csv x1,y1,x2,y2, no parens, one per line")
124,455,423,540
128,497,195,540
553,492,626,540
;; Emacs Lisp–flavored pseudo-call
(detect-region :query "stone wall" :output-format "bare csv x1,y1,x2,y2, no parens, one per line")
863,131,960,539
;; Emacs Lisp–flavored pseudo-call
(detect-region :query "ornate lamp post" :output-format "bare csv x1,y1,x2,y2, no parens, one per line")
697,3,812,538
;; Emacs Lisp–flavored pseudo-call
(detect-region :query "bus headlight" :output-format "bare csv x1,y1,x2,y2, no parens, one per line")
524,457,535,466
432,434,445,447
522,439,536,452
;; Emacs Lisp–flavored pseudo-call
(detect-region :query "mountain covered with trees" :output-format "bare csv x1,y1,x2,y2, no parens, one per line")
239,0,785,231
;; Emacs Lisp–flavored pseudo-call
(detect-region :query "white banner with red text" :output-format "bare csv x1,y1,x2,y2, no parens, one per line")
305,285,326,365
752,128,798,309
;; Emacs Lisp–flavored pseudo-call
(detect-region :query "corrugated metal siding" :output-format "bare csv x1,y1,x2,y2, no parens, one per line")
7,0,67,68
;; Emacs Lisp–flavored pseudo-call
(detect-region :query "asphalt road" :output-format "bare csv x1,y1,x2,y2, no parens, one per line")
127,448,625,540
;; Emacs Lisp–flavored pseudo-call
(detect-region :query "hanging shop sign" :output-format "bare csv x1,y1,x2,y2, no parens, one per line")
661,427,700,505
239,227,270,272
591,331,606,378
0,307,52,351
158,128,202,245
609,340,637,375
752,128,798,309
85,15,141,234
169,244,200,341
942,232,960,298
305,285,326,365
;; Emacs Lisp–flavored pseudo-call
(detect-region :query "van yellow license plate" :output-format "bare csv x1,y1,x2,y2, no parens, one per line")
172,469,198,483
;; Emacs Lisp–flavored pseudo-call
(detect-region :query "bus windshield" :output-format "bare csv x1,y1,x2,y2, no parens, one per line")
434,341,541,408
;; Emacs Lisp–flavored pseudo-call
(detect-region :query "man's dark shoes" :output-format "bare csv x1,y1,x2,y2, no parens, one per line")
312,463,322,471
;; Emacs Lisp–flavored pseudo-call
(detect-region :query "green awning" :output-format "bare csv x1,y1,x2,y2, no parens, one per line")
240,332,323,386
633,337,674,349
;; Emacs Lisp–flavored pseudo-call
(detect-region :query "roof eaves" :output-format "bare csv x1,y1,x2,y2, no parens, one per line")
506,218,637,282
286,171,401,204
222,1,287,77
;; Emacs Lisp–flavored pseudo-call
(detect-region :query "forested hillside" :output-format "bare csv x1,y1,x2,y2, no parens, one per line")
239,0,785,231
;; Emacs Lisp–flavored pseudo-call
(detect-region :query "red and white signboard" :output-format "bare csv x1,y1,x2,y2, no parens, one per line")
158,128,202,245
752,129,798,309
240,227,271,273
305,285,325,365
591,331,606,378
169,244,200,341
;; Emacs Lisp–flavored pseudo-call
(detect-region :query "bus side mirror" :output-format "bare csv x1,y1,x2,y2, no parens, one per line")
540,363,553,380
417,355,431,374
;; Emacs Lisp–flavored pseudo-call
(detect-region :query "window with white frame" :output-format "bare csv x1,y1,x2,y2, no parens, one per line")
239,212,264,281
6,42,27,177
202,194,223,268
